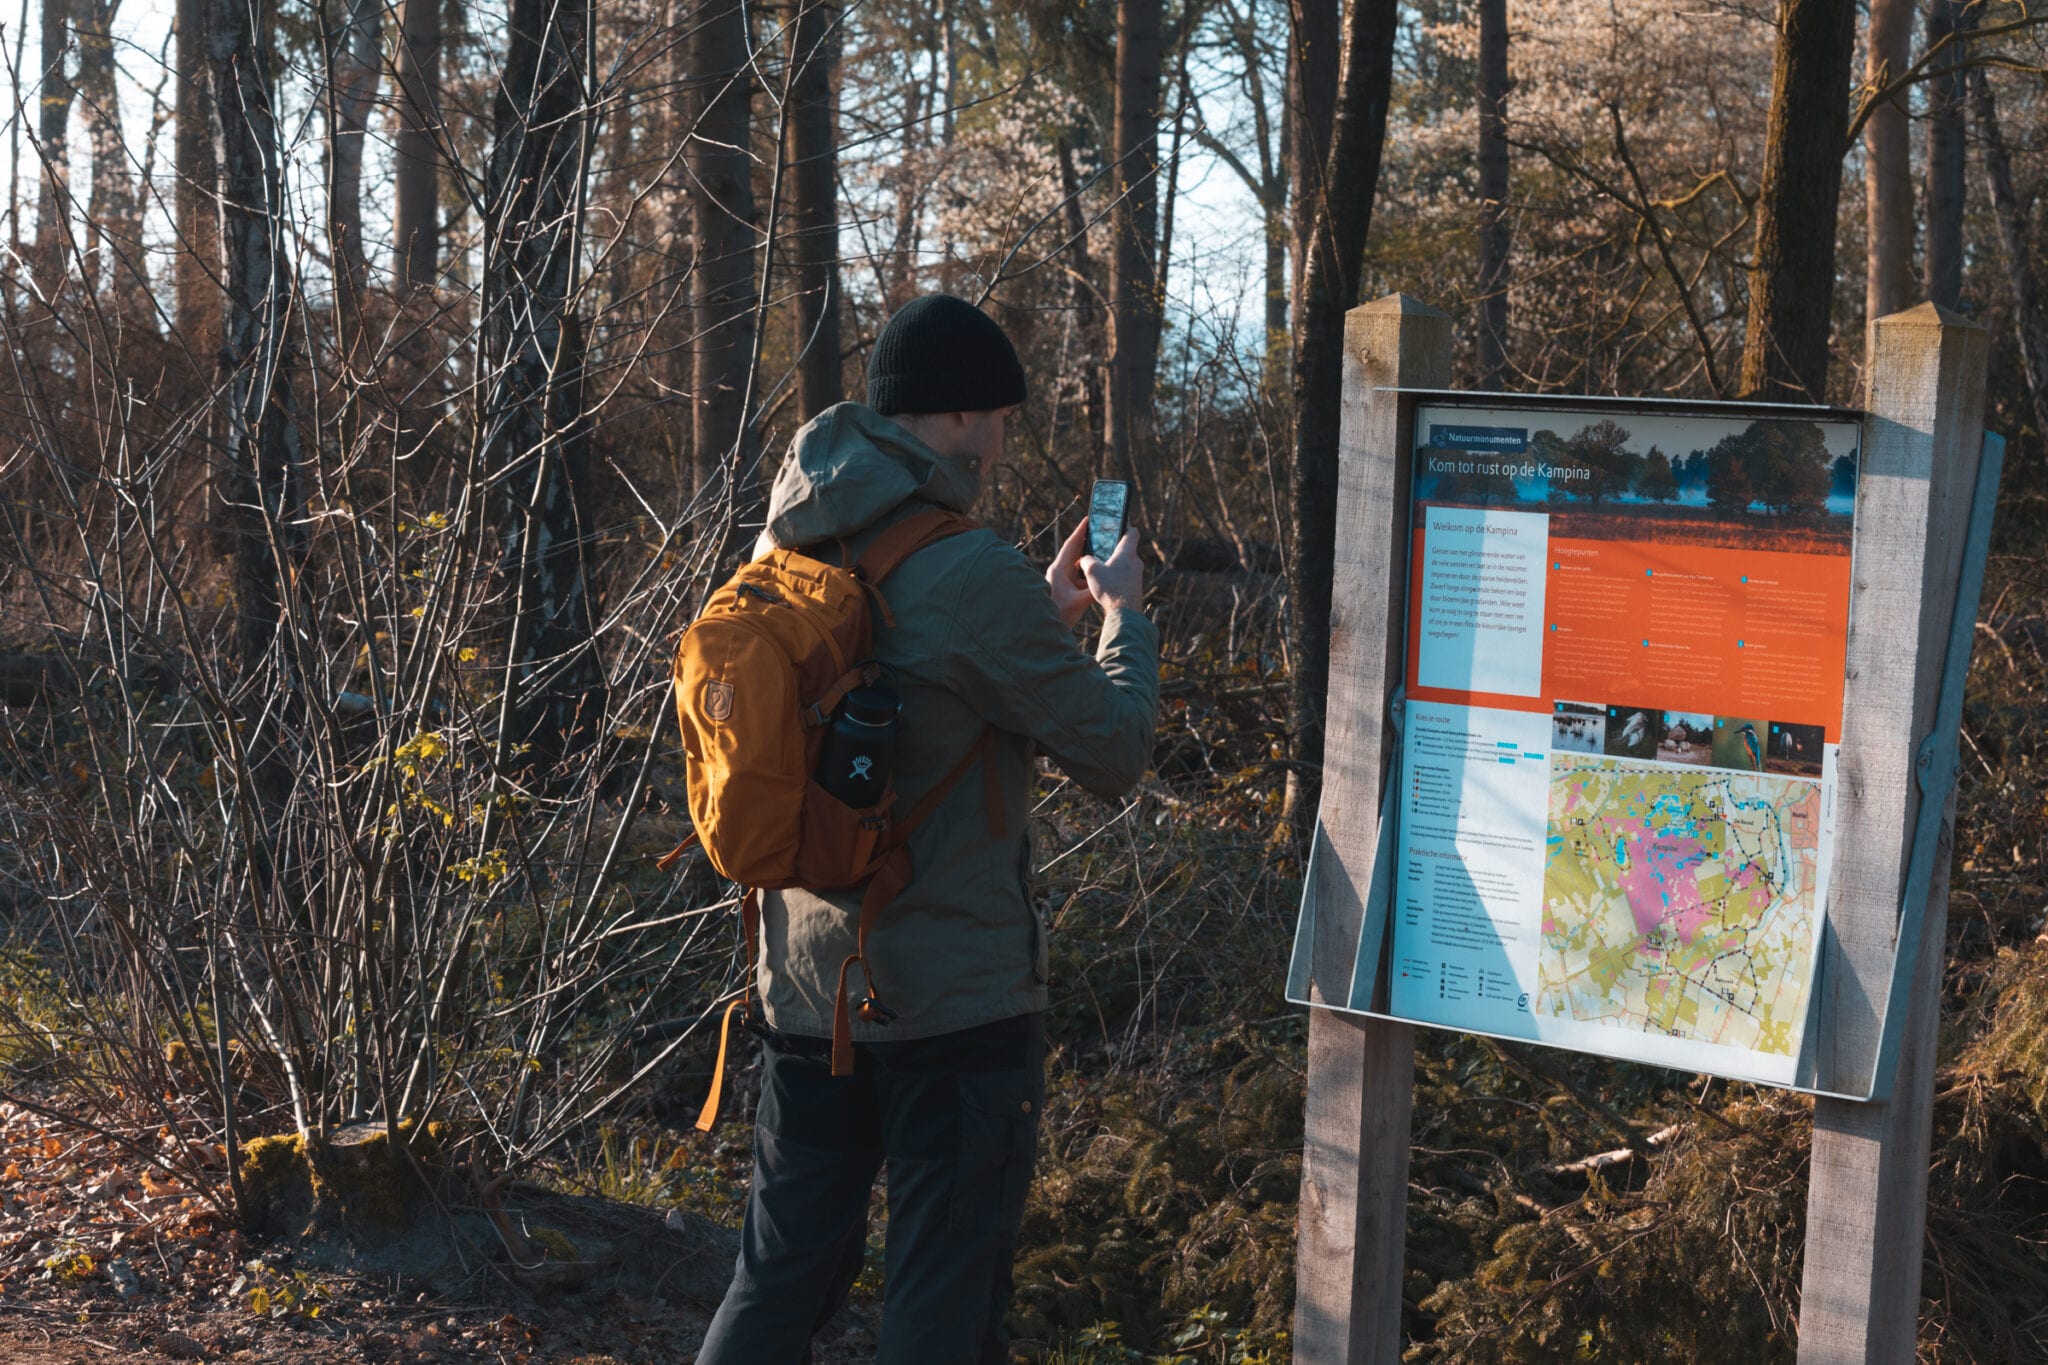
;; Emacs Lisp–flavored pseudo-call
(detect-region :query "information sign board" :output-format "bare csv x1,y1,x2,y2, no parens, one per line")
1297,398,1865,1086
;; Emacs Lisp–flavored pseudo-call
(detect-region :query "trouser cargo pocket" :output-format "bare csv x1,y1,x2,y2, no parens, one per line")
949,1067,1042,1232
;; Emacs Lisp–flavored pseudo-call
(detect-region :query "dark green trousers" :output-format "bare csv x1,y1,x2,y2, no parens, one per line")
696,1012,1045,1365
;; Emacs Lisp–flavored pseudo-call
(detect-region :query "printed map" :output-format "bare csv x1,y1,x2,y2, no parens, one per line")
1537,755,1823,1057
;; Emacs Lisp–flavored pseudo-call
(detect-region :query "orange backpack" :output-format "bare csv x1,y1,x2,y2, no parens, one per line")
663,507,1003,1121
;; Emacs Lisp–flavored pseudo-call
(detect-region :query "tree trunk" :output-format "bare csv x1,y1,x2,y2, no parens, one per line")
1475,0,1510,389
391,0,441,294
1105,0,1163,484
1287,0,1337,317
211,0,304,669
690,0,758,504
1863,0,1913,333
35,0,75,299
174,0,219,355
1736,0,1856,402
483,0,605,771
1056,132,1107,469
77,0,150,323
321,0,380,315
1284,0,1399,818
886,69,922,309
1969,69,2048,454
1921,0,1972,311
788,0,842,425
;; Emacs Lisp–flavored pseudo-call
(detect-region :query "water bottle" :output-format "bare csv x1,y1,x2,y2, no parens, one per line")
815,686,899,808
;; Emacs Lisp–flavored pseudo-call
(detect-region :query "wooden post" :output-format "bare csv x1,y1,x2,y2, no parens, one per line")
1797,303,1987,1362
1294,296,1451,1364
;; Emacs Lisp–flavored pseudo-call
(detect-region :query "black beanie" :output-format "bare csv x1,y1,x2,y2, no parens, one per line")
866,295,1028,416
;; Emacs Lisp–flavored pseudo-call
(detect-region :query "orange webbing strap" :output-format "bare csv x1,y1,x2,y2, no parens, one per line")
694,889,761,1131
831,848,912,1077
655,830,701,873
826,730,1007,1077
854,508,978,588
806,664,877,728
893,727,997,839
693,997,744,1132
980,731,1006,837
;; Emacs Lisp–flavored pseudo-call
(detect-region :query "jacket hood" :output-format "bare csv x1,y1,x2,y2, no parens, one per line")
763,403,981,547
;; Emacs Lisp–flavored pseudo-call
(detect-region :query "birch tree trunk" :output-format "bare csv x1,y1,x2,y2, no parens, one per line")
1969,69,2048,454
1105,0,1163,483
34,0,75,299
211,0,304,668
789,0,842,425
391,0,441,294
1921,0,1972,311
77,0,151,323
1284,0,1399,819
174,0,220,357
1736,0,1856,402
482,0,605,771
688,0,758,498
1863,0,1914,335
321,0,381,318
1475,0,1510,389
1056,132,1108,469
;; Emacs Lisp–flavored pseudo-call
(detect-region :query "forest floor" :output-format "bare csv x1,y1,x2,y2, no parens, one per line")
0,1085,888,1364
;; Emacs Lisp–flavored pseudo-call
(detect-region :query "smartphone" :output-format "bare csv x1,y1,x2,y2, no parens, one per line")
1088,480,1129,562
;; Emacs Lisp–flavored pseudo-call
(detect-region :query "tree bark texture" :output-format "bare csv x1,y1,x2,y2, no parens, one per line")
211,0,304,669
1287,0,1337,319
174,0,221,357
1056,133,1108,467
1105,0,1163,484
1475,0,1510,389
1921,0,1973,312
1863,0,1914,330
788,0,842,425
77,0,151,322
688,0,759,497
35,0,75,297
1284,0,1399,814
321,0,381,311
1970,69,2048,458
391,0,442,294
483,0,605,770
1737,0,1857,402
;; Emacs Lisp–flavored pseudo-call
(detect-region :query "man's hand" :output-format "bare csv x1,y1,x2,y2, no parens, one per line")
1081,530,1143,613
1045,519,1093,629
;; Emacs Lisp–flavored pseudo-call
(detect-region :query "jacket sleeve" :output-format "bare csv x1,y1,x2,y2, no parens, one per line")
942,541,1160,799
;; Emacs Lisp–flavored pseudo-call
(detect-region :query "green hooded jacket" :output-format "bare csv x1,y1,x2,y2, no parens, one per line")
754,403,1160,1040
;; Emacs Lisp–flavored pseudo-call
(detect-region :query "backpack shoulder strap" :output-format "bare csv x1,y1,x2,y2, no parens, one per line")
854,507,979,585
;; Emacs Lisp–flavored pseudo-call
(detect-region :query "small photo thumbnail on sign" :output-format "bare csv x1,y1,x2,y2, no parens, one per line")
1711,715,1769,771
1765,720,1826,777
1657,710,1714,766
1552,701,1606,755
1603,705,1659,761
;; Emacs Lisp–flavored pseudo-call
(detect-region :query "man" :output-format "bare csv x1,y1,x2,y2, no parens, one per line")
697,295,1159,1362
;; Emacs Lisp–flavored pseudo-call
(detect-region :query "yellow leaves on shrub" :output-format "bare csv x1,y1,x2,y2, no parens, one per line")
451,850,511,885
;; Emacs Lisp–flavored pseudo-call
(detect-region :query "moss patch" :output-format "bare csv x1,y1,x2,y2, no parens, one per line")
529,1225,578,1261
236,1120,448,1242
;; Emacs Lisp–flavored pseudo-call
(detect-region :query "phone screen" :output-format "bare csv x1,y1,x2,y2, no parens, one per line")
1089,481,1129,561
